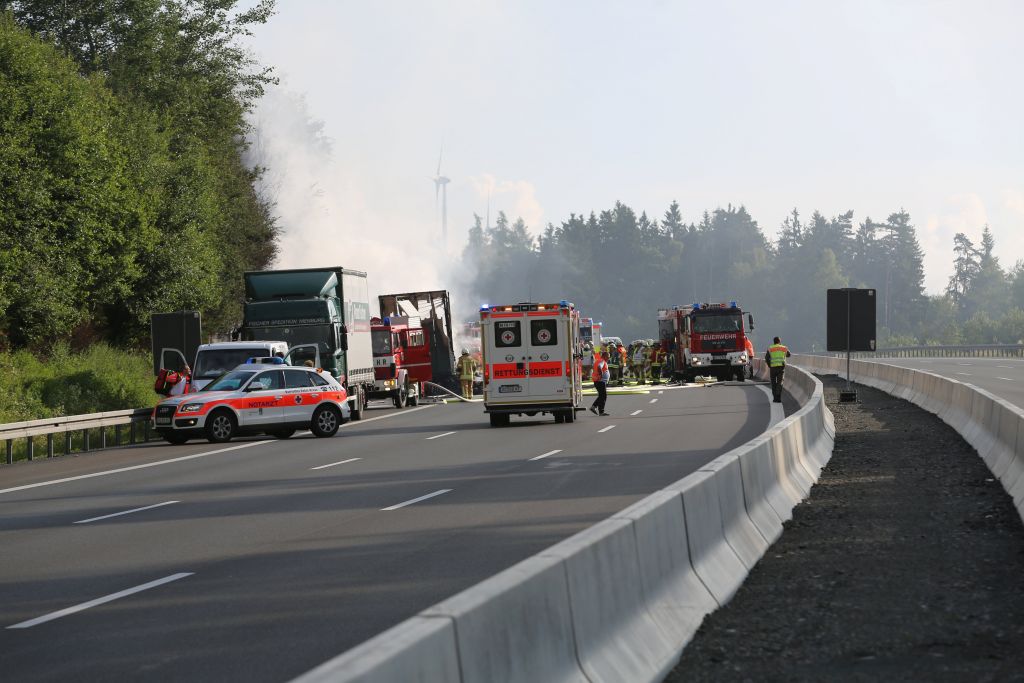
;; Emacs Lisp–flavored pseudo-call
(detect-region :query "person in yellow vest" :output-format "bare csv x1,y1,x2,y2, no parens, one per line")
649,344,663,385
458,349,477,399
765,336,791,403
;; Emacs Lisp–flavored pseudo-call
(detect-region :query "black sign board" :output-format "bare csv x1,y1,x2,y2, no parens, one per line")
151,311,202,375
827,289,876,352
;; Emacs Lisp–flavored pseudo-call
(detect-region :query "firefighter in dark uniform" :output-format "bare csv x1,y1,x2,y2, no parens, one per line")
765,336,791,403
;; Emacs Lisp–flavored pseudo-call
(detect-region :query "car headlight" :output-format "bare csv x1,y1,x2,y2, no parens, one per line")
179,403,204,413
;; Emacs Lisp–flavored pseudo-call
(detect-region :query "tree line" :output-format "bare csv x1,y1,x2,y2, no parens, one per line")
460,202,1024,351
0,2,278,351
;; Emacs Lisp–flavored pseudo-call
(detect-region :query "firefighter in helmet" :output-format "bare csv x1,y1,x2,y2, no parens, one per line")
458,349,477,399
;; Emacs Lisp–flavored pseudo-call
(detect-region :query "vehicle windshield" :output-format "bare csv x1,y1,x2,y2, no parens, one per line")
245,324,334,351
202,370,256,392
371,330,392,354
692,313,743,334
195,349,276,379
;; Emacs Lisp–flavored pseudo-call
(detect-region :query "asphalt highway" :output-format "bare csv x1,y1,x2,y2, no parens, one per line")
0,382,781,682
858,357,1024,410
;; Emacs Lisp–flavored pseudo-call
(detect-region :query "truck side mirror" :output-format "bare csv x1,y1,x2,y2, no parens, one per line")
748,314,754,330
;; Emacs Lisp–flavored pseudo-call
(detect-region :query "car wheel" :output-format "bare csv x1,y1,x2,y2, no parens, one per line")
489,413,509,428
269,429,295,439
205,410,236,443
162,433,189,445
311,405,342,437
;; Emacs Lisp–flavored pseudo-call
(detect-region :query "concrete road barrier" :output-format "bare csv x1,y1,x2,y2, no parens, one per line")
696,454,770,570
611,490,717,655
735,437,788,540
292,616,460,683
293,364,835,683
540,519,679,683
420,555,586,683
794,353,1024,529
670,470,748,606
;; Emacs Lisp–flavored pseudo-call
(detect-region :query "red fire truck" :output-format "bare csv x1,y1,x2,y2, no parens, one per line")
480,301,583,426
657,301,755,382
368,316,430,407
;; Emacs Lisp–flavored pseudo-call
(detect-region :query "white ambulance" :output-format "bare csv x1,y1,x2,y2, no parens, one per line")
479,301,583,426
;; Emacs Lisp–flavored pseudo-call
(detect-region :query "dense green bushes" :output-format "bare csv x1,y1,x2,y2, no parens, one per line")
0,344,154,424
0,3,278,350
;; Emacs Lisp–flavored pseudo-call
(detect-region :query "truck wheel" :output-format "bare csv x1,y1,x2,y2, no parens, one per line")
394,386,408,409
205,410,236,443
563,409,576,424
311,405,342,437
554,412,565,424
350,387,364,420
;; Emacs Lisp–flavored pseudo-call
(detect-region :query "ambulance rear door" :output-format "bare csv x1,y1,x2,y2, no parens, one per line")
485,312,528,403
524,310,569,400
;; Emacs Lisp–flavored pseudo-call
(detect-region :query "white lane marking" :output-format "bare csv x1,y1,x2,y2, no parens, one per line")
381,489,453,511
956,372,971,376
74,501,179,525
598,425,616,433
649,398,658,404
7,573,193,629
529,449,562,461
998,366,1013,369
343,405,432,427
630,409,643,416
310,458,361,471
0,441,272,496
758,386,785,427
997,377,1015,381
425,431,456,440
658,391,664,395
958,363,972,366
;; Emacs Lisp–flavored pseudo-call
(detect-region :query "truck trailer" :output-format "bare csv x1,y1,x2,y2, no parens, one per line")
240,267,375,419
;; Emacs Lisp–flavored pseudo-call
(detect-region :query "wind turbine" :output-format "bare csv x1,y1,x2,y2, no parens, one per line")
432,147,450,251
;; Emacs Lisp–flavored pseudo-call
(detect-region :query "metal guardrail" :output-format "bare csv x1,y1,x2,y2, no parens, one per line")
805,344,1024,359
1,407,156,465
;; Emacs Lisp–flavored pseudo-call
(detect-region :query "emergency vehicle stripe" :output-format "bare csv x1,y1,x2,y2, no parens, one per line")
528,361,563,377
489,313,523,319
527,311,559,317
492,363,527,378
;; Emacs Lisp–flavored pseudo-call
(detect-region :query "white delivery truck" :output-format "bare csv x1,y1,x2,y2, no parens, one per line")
479,300,583,426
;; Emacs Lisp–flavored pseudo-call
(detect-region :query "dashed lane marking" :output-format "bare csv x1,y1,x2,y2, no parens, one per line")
649,398,658,404
529,449,562,461
381,489,453,511
598,425,616,433
7,573,193,629
956,372,971,376
630,410,642,416
997,377,1015,381
74,501,179,525
310,458,361,471
425,431,457,440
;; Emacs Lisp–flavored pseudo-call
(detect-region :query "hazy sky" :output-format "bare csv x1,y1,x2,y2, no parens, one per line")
245,1,1024,298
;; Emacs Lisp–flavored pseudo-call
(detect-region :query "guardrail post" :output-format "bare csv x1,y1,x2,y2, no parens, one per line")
47,434,54,458
65,432,73,455
26,437,34,461
83,429,90,453
5,440,12,465
100,426,107,450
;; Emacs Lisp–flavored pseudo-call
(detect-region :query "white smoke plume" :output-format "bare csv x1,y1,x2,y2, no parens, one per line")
243,84,449,315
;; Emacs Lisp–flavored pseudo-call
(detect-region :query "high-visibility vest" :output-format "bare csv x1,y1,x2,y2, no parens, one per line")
592,358,608,382
650,347,662,364
768,344,789,367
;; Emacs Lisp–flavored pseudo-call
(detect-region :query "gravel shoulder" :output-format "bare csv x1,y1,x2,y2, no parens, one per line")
665,375,1024,682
